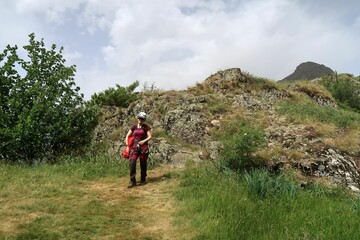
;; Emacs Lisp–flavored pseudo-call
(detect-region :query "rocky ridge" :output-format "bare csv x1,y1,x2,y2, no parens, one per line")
92,68,360,192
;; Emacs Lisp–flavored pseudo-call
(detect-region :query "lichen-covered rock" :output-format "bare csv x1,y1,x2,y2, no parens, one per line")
203,141,223,160
232,93,271,110
162,105,208,144
150,138,200,165
92,106,123,142
150,139,176,163
204,68,248,92
293,148,360,190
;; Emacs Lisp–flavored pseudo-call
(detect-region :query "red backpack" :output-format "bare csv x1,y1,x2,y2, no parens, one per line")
122,136,134,158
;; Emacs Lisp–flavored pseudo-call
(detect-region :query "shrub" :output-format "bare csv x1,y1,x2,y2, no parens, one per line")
90,81,139,107
217,120,267,171
0,33,99,163
321,74,360,112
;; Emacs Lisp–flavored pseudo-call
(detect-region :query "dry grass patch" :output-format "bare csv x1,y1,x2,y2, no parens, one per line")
257,145,307,164
85,165,185,240
305,122,337,138
248,110,274,129
290,81,334,101
324,129,360,154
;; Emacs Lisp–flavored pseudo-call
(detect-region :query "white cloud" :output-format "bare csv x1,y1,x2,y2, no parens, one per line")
1,0,360,99
63,50,82,63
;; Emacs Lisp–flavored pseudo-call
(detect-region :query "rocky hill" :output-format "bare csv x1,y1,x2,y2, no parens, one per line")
92,68,360,192
281,61,334,81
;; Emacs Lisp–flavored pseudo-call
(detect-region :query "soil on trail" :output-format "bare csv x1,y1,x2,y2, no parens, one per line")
86,165,186,240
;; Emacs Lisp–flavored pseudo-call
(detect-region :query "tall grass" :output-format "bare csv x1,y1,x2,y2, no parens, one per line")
244,169,299,199
176,163,360,239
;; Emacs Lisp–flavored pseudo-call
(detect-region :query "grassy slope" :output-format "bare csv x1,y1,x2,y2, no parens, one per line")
1,77,360,239
0,157,185,240
3,159,360,240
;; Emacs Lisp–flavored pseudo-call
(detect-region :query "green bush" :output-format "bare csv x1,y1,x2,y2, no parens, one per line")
90,81,139,107
321,74,360,112
216,120,267,171
0,33,99,163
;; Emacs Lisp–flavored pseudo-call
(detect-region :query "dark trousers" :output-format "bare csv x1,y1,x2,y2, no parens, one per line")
129,158,147,183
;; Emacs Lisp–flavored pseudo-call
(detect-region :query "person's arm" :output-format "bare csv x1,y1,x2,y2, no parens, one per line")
139,130,152,145
125,129,133,150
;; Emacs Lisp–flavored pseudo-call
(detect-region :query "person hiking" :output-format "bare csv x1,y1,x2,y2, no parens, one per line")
124,111,152,188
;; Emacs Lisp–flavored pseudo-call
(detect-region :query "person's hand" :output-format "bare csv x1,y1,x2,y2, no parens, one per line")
126,146,129,152
138,140,145,145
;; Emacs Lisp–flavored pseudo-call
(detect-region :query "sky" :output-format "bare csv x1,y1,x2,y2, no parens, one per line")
1,0,360,99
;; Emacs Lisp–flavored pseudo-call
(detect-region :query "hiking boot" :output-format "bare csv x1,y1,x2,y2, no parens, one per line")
127,181,136,188
140,178,146,185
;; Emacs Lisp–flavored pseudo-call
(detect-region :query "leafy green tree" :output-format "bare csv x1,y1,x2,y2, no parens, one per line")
90,81,139,107
0,33,99,163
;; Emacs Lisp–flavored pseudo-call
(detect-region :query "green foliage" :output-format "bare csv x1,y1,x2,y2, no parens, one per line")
0,33,99,163
90,81,139,107
278,100,360,129
215,120,267,171
321,73,360,112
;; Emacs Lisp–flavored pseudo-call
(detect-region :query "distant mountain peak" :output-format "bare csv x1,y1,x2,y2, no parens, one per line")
281,61,334,81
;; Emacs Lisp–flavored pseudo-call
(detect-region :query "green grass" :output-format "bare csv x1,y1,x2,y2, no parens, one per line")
176,163,360,240
0,154,130,239
4,153,360,239
278,100,360,130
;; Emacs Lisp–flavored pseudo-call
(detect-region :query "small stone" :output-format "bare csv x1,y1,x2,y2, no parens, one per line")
211,120,221,128
349,185,360,193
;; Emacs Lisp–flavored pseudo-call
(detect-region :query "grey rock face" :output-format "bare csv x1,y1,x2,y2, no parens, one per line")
163,105,208,144
293,148,360,190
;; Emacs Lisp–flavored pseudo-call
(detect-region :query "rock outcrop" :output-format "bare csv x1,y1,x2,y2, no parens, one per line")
92,67,360,191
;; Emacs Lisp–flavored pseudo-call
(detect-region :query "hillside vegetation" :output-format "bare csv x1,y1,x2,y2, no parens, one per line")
91,68,360,190
86,68,360,239
1,43,360,239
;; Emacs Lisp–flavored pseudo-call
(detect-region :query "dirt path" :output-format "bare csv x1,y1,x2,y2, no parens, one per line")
86,164,186,240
